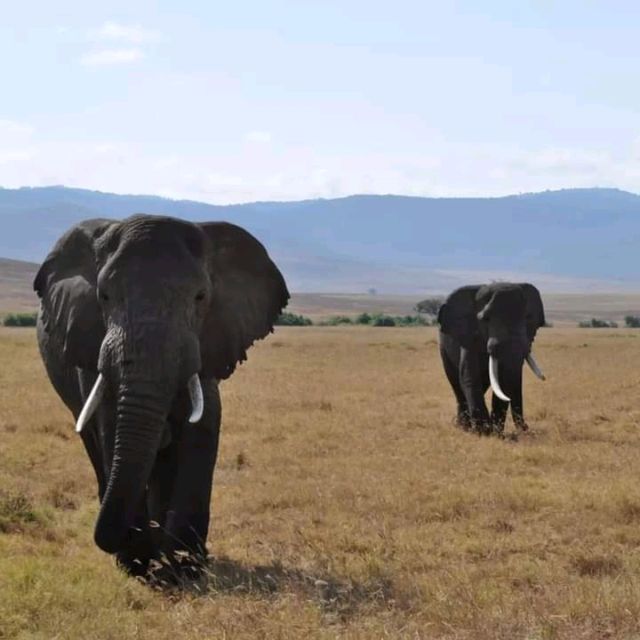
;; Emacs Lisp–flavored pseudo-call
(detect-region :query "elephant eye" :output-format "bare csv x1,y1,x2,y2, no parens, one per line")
195,290,206,302
99,291,109,302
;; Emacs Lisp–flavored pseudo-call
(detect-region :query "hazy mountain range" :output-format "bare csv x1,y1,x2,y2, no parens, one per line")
1,185,639,294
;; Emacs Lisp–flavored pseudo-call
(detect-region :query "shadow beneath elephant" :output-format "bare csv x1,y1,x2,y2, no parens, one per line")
155,555,395,619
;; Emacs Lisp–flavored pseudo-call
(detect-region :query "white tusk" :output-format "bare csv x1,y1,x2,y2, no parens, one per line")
76,374,105,433
188,374,204,424
526,353,546,381
489,355,511,402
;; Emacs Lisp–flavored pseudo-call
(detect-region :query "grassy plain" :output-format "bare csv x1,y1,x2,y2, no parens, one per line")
2,325,640,638
4,281,640,326
288,292,640,326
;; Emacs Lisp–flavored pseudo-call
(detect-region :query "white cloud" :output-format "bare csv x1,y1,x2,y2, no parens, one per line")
94,143,118,154
244,131,272,144
0,119,35,137
79,22,160,67
94,21,162,44
505,148,609,176
2,133,640,207
0,150,35,165
80,49,144,67
204,173,244,188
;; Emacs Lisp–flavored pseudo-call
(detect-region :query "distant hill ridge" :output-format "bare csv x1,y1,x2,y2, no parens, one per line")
0,185,639,293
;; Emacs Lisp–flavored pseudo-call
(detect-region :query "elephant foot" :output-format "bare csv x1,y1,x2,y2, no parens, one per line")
454,413,472,431
515,420,529,432
143,550,208,589
114,526,157,578
491,423,506,437
469,420,493,436
116,550,153,578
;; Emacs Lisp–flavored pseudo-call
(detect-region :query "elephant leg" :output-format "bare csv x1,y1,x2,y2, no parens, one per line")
150,380,221,579
147,437,176,541
509,369,528,431
490,394,509,434
459,348,490,433
490,364,527,433
115,497,156,578
439,341,470,429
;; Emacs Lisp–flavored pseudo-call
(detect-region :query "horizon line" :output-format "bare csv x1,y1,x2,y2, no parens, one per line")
0,183,638,208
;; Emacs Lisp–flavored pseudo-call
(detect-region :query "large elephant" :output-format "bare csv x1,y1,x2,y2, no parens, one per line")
438,282,546,435
34,214,289,580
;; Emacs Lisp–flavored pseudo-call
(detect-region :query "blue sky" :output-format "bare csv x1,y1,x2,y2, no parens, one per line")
1,0,639,203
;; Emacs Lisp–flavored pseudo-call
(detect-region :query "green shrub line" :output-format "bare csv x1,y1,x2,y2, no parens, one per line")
274,312,313,326
578,318,619,328
9,309,635,330
578,317,640,328
3,310,435,329
625,315,640,328
275,311,435,327
2,312,38,327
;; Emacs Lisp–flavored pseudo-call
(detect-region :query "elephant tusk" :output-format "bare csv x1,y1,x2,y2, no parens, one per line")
526,353,546,381
188,374,204,424
76,373,105,433
489,355,511,402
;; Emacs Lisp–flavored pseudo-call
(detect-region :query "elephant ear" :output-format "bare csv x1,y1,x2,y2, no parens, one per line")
438,285,482,347
198,222,290,380
520,283,546,342
33,219,114,370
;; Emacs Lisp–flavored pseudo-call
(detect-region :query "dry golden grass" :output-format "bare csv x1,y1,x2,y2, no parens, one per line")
2,325,640,638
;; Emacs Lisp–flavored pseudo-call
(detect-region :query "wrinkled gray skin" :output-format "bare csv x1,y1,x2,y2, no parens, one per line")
34,215,289,581
438,283,545,435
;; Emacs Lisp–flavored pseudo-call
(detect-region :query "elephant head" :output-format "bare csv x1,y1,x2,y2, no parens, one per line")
34,215,289,554
438,282,545,429
474,283,546,399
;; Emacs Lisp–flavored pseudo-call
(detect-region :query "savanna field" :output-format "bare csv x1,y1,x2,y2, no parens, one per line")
2,325,640,639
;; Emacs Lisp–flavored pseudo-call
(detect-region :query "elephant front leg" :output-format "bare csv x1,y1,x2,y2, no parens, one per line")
439,341,471,430
115,496,157,578
456,401,472,430
490,394,509,434
149,381,222,582
509,381,528,431
459,349,491,433
491,364,527,433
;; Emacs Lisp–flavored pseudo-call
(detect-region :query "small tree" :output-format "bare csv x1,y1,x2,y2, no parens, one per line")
414,297,444,318
625,315,640,328
355,312,372,325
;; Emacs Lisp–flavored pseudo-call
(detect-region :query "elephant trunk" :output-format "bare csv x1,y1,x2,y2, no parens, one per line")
93,382,168,554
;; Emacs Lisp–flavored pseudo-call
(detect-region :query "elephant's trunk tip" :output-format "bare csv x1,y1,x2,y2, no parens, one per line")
94,524,126,554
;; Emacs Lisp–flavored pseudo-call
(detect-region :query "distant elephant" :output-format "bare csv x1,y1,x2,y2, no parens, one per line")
34,215,289,580
438,282,546,434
